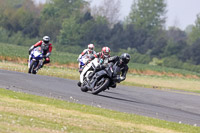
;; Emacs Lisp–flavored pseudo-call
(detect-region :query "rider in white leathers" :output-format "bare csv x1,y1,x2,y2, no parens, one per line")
77,44,96,73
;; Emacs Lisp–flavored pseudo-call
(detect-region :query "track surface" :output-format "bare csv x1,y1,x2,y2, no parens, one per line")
0,69,200,126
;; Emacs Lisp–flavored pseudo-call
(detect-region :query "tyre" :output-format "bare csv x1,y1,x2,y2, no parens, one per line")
80,79,88,92
28,61,38,74
91,78,110,95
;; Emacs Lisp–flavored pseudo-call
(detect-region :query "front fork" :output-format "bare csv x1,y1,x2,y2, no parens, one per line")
36,60,43,70
28,55,31,68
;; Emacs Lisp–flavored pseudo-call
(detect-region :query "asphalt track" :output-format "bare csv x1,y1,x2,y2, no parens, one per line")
0,69,200,126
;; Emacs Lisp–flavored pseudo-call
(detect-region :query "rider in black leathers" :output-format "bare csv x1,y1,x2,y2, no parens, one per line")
89,53,130,88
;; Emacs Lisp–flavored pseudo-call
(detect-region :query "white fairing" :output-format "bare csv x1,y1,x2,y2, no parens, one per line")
33,50,41,57
28,47,43,68
80,58,99,83
79,55,88,64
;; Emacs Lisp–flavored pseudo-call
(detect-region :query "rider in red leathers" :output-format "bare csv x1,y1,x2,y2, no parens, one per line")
28,36,52,70
92,46,111,63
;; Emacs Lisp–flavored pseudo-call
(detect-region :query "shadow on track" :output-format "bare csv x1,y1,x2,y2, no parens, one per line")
96,93,141,104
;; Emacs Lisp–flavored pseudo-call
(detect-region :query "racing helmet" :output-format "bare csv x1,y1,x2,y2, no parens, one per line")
43,36,50,44
120,53,130,64
88,44,94,53
42,36,50,50
101,47,110,58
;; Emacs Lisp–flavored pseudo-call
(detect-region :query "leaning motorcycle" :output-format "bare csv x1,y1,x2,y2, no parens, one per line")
28,47,44,74
80,60,121,95
79,58,99,91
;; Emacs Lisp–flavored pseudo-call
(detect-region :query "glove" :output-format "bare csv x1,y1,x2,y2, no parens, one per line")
120,77,125,81
86,58,92,64
99,59,103,64
116,76,125,83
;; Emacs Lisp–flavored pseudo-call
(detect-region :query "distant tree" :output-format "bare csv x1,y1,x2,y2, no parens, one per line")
109,22,130,51
0,0,41,37
91,0,121,27
57,16,81,46
184,39,200,65
40,0,88,41
128,0,167,32
126,0,167,54
185,25,194,35
188,13,200,45
161,27,187,58
166,27,187,42
86,16,110,47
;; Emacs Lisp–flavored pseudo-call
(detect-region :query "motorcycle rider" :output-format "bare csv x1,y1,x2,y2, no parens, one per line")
77,46,111,87
89,53,130,88
77,44,96,73
28,36,52,70
92,46,111,64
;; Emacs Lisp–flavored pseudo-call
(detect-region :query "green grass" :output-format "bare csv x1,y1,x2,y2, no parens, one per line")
1,42,200,77
0,88,199,133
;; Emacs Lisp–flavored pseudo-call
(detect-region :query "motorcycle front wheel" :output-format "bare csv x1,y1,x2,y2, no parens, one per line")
91,78,110,95
80,78,89,92
28,61,38,74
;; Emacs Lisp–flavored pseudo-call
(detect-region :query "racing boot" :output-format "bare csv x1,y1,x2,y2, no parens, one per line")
110,83,117,88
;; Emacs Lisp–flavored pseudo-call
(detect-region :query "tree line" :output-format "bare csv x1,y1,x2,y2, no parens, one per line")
0,0,200,72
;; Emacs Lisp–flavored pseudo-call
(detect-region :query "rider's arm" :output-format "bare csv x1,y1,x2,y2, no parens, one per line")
29,41,42,54
120,65,129,81
78,49,87,61
108,56,119,63
45,44,52,58
48,43,52,52
45,52,51,58
89,52,100,61
77,54,82,61
34,41,42,47
29,45,34,54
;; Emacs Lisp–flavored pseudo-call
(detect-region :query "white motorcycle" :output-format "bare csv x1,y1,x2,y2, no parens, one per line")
79,58,100,92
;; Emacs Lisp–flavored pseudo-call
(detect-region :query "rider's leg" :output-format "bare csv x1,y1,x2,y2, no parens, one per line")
79,65,84,73
41,57,50,68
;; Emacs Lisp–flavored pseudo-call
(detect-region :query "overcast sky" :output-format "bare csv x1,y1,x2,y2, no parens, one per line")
34,0,200,30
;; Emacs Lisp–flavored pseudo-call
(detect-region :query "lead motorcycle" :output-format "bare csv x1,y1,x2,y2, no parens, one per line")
28,47,44,74
80,59,121,95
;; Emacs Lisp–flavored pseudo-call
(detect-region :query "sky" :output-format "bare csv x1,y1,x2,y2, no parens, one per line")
34,0,200,30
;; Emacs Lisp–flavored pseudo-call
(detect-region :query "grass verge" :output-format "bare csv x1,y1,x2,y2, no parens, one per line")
0,88,199,133
0,61,200,93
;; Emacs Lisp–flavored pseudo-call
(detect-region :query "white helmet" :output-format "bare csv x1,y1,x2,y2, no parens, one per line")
43,36,50,44
88,44,94,53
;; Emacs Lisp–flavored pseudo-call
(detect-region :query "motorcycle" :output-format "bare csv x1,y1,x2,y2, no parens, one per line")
78,55,91,73
80,59,121,95
28,47,44,74
79,58,99,91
